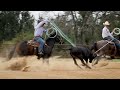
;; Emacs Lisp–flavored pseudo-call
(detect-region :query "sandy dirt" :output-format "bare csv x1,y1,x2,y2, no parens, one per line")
0,56,120,79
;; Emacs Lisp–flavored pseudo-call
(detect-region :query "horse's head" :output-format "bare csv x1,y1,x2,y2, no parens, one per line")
49,32,64,44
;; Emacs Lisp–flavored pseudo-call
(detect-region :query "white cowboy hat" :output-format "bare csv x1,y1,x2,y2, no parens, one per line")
103,21,110,26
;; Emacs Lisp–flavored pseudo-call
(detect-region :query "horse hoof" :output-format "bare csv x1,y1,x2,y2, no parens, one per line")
22,66,30,72
37,57,40,59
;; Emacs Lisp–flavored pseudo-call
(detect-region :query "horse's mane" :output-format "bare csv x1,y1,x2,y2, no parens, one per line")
45,32,57,42
45,37,52,42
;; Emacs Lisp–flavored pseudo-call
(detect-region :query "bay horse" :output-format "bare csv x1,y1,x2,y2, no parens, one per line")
8,32,63,63
90,40,120,65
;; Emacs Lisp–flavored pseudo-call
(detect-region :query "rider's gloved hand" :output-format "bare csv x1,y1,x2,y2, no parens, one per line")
43,19,49,24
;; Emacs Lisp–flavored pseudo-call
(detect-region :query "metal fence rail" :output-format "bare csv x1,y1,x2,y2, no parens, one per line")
0,43,89,57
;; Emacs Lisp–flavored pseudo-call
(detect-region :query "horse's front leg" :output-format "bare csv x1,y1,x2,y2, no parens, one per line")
46,58,49,65
37,55,41,59
92,51,104,66
92,55,101,66
42,58,49,65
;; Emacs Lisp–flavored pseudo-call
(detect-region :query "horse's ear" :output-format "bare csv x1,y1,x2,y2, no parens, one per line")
53,32,56,35
50,32,56,37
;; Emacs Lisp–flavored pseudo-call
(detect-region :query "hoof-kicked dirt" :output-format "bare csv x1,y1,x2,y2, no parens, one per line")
0,56,120,79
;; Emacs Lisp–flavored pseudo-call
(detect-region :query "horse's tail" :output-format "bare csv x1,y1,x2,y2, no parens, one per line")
7,44,17,60
90,42,98,51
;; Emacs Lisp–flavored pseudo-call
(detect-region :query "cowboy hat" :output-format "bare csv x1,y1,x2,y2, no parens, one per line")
103,21,110,26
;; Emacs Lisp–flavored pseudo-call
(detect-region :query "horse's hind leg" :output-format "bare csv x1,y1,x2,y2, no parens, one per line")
36,47,41,60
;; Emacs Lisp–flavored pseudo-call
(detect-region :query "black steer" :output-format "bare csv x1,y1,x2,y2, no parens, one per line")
69,46,97,69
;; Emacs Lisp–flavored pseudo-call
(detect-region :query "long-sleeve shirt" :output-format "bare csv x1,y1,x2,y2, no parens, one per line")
34,20,47,37
102,26,114,38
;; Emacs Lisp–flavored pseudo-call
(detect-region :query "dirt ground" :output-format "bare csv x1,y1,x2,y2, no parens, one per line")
0,56,120,79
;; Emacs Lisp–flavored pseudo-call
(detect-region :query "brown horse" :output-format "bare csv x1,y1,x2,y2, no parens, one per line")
90,40,120,65
8,32,63,63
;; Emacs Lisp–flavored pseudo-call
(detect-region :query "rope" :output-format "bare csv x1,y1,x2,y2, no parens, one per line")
49,20,76,47
113,28,120,35
46,27,57,38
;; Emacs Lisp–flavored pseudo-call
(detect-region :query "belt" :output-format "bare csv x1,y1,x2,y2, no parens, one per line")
35,36,42,38
34,36,43,39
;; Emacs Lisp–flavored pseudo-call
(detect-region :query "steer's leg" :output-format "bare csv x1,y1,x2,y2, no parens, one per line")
81,58,91,69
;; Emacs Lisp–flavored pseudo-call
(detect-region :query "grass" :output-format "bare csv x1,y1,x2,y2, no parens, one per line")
112,59,120,62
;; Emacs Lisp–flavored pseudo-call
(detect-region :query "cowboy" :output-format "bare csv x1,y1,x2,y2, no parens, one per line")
34,19,48,55
102,21,120,50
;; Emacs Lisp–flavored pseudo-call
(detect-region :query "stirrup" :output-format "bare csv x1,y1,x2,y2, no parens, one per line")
38,52,43,55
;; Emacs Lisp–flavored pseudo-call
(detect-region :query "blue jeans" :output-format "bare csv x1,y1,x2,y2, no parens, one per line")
34,37,45,53
104,36,120,49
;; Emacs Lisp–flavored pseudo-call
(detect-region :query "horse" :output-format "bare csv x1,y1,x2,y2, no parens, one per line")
90,40,120,65
8,32,63,63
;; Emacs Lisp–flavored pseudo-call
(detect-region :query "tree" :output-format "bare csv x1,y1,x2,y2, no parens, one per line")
0,11,34,43
0,11,20,42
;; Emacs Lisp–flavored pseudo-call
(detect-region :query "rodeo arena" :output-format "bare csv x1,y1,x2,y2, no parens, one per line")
1,19,120,79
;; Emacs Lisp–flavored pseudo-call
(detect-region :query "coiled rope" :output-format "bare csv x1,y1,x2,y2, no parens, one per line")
47,20,76,47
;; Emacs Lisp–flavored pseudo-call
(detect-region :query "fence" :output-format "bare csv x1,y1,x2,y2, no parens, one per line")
0,43,90,57
0,44,15,57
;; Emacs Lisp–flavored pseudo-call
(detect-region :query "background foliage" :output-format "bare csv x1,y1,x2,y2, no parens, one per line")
1,11,120,46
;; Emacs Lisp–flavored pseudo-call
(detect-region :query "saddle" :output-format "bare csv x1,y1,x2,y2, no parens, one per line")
27,40,39,47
